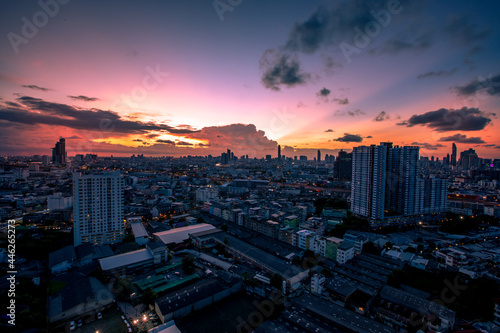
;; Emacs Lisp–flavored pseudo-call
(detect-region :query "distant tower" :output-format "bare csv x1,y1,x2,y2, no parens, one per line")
278,145,281,161
451,143,457,166
52,137,66,165
317,149,321,162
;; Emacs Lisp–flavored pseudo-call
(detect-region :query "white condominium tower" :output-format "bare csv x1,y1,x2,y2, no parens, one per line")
73,171,124,246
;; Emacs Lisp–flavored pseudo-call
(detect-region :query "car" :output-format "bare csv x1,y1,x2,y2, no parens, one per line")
97,312,102,320
128,328,132,333
69,321,76,331
121,315,125,320
77,319,83,327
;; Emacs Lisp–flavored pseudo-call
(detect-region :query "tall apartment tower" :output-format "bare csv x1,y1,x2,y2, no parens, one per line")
73,172,124,246
333,150,352,180
451,143,457,166
351,143,420,224
351,144,387,220
385,145,419,216
278,145,281,161
52,137,66,165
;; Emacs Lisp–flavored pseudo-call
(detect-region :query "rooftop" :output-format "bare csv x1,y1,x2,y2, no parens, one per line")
98,248,153,271
154,223,215,244
131,222,149,238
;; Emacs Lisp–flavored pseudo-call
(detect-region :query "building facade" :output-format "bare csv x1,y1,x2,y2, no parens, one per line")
73,172,124,246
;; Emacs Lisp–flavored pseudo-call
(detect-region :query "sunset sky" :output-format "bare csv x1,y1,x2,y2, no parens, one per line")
1,0,500,159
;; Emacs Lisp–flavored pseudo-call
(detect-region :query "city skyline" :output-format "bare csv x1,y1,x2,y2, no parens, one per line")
1,1,500,159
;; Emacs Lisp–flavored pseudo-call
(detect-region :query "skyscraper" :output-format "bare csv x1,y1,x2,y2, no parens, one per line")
385,145,419,216
451,143,457,166
333,150,352,180
317,149,321,162
459,148,479,170
278,145,281,161
351,143,434,226
52,137,66,165
73,172,124,246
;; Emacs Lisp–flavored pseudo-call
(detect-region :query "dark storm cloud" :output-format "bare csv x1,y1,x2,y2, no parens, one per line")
438,134,485,144
417,68,457,79
398,107,492,131
68,95,100,102
445,15,490,45
21,84,52,92
411,142,445,150
260,50,311,91
0,96,198,135
454,73,500,97
334,133,363,142
284,0,399,54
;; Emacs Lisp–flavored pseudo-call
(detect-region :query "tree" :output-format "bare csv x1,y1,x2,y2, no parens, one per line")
321,267,333,278
362,241,380,255
114,278,133,300
141,290,158,306
182,255,196,274
303,249,315,258
270,274,283,290
404,247,417,254
123,233,135,243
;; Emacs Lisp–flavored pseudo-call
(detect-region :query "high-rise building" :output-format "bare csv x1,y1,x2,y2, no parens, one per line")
317,149,321,162
278,145,281,161
333,149,352,180
416,178,447,214
459,148,479,170
451,143,457,166
351,143,445,226
52,137,66,165
73,172,124,246
385,145,419,216
221,152,228,164
351,144,386,220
